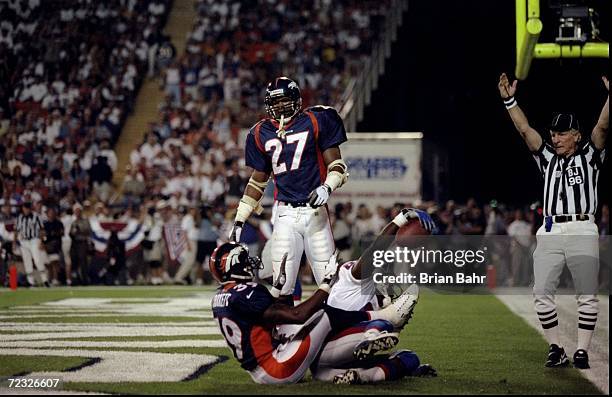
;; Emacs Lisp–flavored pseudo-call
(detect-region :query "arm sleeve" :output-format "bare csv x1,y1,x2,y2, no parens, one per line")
531,141,555,175
316,108,348,151
245,132,272,174
585,139,606,169
229,284,274,320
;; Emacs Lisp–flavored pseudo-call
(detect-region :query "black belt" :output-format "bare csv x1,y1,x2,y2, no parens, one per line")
277,201,309,208
547,214,591,223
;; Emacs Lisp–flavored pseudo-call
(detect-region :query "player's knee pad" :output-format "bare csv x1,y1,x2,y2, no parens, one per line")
305,232,335,285
272,232,303,295
576,294,598,314
533,294,556,313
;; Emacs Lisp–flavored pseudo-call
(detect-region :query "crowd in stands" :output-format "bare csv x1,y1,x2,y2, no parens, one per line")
0,1,608,291
0,198,609,289
123,0,396,212
0,0,172,207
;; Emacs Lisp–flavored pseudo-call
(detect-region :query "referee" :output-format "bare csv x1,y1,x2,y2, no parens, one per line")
498,73,608,369
14,202,49,287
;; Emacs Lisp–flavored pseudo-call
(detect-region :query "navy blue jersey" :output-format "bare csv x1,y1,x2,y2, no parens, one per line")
244,106,347,202
212,282,277,370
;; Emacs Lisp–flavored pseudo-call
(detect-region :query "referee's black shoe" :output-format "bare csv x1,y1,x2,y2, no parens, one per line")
573,349,590,369
545,344,569,367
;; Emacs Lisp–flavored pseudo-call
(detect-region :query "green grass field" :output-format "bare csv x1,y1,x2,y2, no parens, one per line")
0,286,602,395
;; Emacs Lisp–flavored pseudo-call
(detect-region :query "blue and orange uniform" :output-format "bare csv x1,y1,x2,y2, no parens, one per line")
245,106,347,203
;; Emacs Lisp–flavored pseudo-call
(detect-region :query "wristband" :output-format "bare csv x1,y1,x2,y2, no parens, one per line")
504,96,517,110
318,283,331,293
270,287,281,298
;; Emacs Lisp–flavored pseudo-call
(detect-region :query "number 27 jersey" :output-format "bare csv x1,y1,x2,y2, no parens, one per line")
244,106,347,203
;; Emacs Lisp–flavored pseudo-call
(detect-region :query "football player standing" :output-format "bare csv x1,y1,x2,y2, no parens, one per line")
229,77,349,302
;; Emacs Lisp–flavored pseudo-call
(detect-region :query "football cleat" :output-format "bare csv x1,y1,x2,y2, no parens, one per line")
333,369,361,385
375,284,419,328
545,344,569,367
353,330,400,361
573,349,590,369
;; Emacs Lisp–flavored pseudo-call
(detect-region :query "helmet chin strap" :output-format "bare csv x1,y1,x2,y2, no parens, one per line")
276,114,287,139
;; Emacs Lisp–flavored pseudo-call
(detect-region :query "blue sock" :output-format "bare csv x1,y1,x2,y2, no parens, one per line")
379,351,420,380
293,278,302,301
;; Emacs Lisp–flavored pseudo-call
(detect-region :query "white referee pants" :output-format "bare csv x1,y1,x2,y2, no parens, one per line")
20,238,48,284
271,204,336,296
533,221,599,299
532,220,599,348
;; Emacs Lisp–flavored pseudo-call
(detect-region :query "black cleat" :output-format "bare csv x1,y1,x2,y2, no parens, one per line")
573,349,590,369
545,344,569,367
353,331,400,361
333,369,361,385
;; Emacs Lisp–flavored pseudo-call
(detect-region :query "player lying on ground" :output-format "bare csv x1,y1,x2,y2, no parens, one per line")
210,239,424,385
272,208,438,384
229,77,349,302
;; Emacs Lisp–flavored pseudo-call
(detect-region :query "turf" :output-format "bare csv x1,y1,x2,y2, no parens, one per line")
0,287,602,394
0,315,203,323
0,355,90,377
0,286,206,308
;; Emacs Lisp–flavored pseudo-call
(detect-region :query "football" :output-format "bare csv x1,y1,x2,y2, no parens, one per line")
395,219,430,246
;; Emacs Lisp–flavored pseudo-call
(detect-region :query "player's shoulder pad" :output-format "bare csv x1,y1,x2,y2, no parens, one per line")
305,105,340,116
228,283,272,308
248,119,267,135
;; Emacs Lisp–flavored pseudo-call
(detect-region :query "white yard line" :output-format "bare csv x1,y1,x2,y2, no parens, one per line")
0,339,226,348
0,349,221,383
0,322,213,329
496,289,609,394
0,313,212,319
0,327,221,341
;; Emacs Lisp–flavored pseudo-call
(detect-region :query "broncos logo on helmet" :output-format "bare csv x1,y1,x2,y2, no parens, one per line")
209,242,264,284
264,76,302,121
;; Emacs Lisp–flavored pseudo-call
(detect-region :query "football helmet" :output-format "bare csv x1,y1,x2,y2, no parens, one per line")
264,77,302,121
209,242,263,284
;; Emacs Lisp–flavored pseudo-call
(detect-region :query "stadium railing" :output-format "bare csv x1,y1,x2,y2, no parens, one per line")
338,0,408,132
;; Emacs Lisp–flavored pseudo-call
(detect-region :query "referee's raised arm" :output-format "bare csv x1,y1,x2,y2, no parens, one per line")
591,76,609,150
498,73,542,151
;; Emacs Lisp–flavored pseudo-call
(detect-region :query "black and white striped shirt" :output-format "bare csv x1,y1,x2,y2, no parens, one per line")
533,140,606,217
16,213,44,240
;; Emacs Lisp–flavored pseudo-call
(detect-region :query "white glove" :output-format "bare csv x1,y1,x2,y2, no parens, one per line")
308,184,331,208
229,221,243,242
392,208,437,233
319,249,340,292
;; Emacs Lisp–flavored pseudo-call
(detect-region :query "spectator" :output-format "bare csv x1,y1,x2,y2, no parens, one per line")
43,207,64,286
69,203,91,285
60,207,74,285
174,204,200,284
333,203,352,263
195,204,222,285
90,156,113,203
106,230,127,285
507,209,533,287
